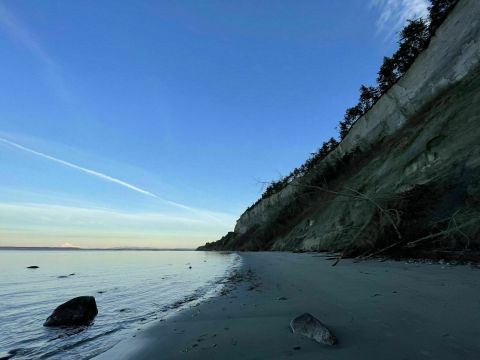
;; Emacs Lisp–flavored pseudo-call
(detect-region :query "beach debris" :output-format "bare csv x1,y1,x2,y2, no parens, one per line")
27,266,39,269
290,313,337,345
44,296,98,327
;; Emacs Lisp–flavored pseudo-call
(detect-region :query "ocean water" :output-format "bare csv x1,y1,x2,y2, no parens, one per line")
0,250,240,359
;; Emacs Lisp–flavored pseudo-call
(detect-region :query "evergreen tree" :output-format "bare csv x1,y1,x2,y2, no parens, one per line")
327,137,339,150
395,19,429,73
359,85,381,112
377,56,400,93
429,0,458,34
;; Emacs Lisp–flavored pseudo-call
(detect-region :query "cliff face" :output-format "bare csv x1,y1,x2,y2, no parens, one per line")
200,0,480,257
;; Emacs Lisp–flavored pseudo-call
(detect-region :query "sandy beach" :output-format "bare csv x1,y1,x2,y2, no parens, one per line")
96,252,480,360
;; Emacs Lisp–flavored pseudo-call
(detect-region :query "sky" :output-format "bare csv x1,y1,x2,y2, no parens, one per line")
0,0,429,249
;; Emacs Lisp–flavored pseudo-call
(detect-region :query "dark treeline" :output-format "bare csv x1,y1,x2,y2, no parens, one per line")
247,0,458,212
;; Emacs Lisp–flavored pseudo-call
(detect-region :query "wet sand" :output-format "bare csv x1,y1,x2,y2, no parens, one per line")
96,252,480,359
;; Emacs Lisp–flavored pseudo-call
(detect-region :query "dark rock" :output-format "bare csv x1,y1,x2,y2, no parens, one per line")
0,351,13,360
57,275,68,279
44,296,98,327
277,296,288,301
27,266,39,269
290,313,337,345
188,266,192,269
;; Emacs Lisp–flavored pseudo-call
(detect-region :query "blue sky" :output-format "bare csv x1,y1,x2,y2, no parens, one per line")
0,0,428,248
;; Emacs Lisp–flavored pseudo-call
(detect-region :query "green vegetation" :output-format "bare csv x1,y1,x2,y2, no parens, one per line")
249,0,458,210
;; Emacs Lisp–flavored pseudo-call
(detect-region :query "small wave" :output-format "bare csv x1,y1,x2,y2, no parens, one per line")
39,328,122,359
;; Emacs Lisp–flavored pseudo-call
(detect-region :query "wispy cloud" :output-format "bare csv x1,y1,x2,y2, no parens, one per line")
0,202,232,248
0,137,231,223
0,2,71,102
370,0,429,39
0,202,214,228
0,3,52,65
0,137,158,197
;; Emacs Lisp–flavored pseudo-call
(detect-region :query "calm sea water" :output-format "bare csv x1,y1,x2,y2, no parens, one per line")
0,250,240,359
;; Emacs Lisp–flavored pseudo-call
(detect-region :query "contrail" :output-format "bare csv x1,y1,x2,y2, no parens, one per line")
0,137,158,197
0,137,210,216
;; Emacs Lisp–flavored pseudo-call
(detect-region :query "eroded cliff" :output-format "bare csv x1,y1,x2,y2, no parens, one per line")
200,0,480,258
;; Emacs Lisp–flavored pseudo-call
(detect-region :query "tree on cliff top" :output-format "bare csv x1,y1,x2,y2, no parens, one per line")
395,19,430,73
429,0,458,34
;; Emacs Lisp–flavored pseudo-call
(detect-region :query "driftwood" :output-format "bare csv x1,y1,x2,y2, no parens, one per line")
405,218,478,248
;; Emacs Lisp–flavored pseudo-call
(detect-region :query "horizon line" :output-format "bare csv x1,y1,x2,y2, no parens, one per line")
0,245,198,251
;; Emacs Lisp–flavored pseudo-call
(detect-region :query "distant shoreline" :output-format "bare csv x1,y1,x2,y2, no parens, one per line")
0,246,196,251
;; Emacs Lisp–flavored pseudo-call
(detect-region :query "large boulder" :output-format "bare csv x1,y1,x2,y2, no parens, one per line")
44,296,98,327
290,313,337,345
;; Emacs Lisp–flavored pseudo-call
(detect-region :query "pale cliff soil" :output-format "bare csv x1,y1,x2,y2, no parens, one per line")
96,252,480,360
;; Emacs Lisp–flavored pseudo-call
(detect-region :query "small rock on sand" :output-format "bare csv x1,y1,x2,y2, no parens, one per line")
27,266,39,269
290,313,337,345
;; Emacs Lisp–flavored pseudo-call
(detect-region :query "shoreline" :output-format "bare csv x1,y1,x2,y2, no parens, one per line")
96,252,480,359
